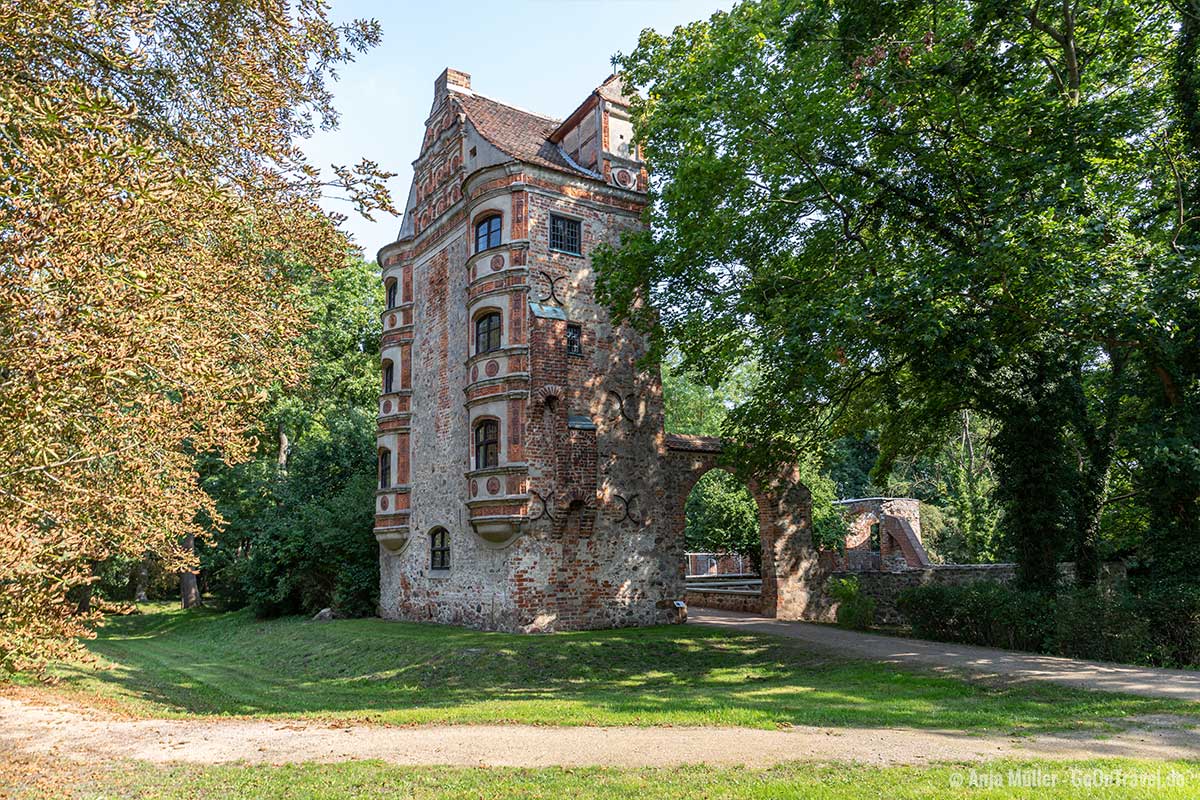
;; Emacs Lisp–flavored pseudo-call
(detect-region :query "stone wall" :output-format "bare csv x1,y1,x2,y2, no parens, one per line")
685,590,764,614
827,562,1127,626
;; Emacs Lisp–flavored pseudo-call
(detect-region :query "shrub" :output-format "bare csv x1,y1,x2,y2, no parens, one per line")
829,576,875,630
1137,583,1200,668
1053,587,1149,665
899,579,1200,668
898,581,1054,652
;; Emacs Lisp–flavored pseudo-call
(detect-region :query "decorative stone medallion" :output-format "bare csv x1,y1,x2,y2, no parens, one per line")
486,477,501,495
471,365,479,381
388,314,397,327
490,254,504,271
485,360,499,377
470,479,478,497
382,399,392,414
380,495,389,510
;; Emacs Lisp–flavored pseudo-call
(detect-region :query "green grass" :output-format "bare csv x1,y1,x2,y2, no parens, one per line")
27,759,1200,800
31,603,1200,732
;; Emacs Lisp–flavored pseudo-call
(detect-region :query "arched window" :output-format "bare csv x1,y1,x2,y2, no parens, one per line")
385,278,398,310
474,419,499,469
475,312,502,355
378,448,391,489
475,214,502,252
382,359,395,394
430,527,450,570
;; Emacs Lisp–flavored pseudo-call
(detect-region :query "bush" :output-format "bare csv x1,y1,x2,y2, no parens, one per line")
1137,583,1200,668
899,579,1200,668
898,581,1054,652
1053,587,1149,665
829,576,875,630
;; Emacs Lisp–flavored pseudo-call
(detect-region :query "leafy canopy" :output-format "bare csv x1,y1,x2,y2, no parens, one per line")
0,1,393,672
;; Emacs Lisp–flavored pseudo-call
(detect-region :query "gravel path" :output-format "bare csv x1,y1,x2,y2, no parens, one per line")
693,610,1200,702
2,693,1198,768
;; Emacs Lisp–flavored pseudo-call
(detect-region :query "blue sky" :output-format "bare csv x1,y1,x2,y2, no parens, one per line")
302,0,732,260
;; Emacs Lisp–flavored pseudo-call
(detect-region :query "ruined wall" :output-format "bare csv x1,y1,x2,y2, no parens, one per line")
826,562,1128,625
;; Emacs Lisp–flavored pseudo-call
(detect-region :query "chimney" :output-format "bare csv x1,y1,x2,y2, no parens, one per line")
433,68,471,106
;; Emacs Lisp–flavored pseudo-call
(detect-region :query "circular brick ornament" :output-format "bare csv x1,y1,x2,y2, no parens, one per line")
485,360,499,377
382,399,392,414
380,496,389,510
471,365,479,381
388,314,397,327
490,254,504,271
486,477,501,494
470,480,478,497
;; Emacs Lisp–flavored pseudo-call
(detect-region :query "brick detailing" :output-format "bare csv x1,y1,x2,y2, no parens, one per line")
375,69,827,633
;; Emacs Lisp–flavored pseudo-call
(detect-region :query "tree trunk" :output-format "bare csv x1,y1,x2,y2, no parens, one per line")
135,555,150,603
179,533,202,609
278,424,289,470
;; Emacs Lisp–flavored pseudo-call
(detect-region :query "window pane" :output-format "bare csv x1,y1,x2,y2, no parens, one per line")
430,529,449,570
566,323,582,355
476,313,501,354
475,216,501,252
379,450,390,489
550,215,581,254
475,420,499,469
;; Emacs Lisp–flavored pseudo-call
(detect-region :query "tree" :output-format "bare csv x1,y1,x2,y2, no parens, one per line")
597,0,1198,591
0,2,393,673
198,257,383,618
663,353,846,563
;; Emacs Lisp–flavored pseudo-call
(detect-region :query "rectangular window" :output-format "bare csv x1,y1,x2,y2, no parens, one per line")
378,450,391,490
566,323,583,356
549,214,582,255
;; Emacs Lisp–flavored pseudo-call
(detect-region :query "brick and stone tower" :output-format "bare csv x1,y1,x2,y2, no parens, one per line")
374,69,684,632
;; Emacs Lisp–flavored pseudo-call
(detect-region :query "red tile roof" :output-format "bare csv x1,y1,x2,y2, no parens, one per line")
456,93,586,176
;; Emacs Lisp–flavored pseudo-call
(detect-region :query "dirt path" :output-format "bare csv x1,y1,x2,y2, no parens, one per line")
694,610,1200,702
2,693,1198,768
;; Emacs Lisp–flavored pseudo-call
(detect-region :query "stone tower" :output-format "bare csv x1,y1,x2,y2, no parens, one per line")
374,69,684,632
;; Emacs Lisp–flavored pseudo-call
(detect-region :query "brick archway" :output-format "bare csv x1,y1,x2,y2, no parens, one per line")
663,435,822,619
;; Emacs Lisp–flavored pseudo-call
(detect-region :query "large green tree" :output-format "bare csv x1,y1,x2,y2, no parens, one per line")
598,0,1199,590
0,0,392,672
198,257,382,618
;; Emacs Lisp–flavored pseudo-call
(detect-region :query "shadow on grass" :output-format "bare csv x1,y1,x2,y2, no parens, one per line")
45,605,1200,733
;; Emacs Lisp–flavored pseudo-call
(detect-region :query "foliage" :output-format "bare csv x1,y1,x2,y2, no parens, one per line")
664,352,846,560
0,1,393,673
34,604,1196,732
199,258,383,618
899,581,1200,668
899,582,1060,654
684,471,760,566
829,576,875,630
597,0,1200,593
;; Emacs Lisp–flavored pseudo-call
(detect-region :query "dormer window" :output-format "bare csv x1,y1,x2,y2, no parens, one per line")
549,214,581,255
475,214,502,252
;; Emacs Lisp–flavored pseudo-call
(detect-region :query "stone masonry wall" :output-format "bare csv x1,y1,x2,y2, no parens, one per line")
685,590,764,614
828,562,1127,625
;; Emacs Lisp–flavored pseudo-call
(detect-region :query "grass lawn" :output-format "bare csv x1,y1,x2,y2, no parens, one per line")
11,759,1200,800
27,603,1199,733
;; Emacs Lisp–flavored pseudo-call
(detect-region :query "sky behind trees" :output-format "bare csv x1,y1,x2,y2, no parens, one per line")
303,0,731,257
